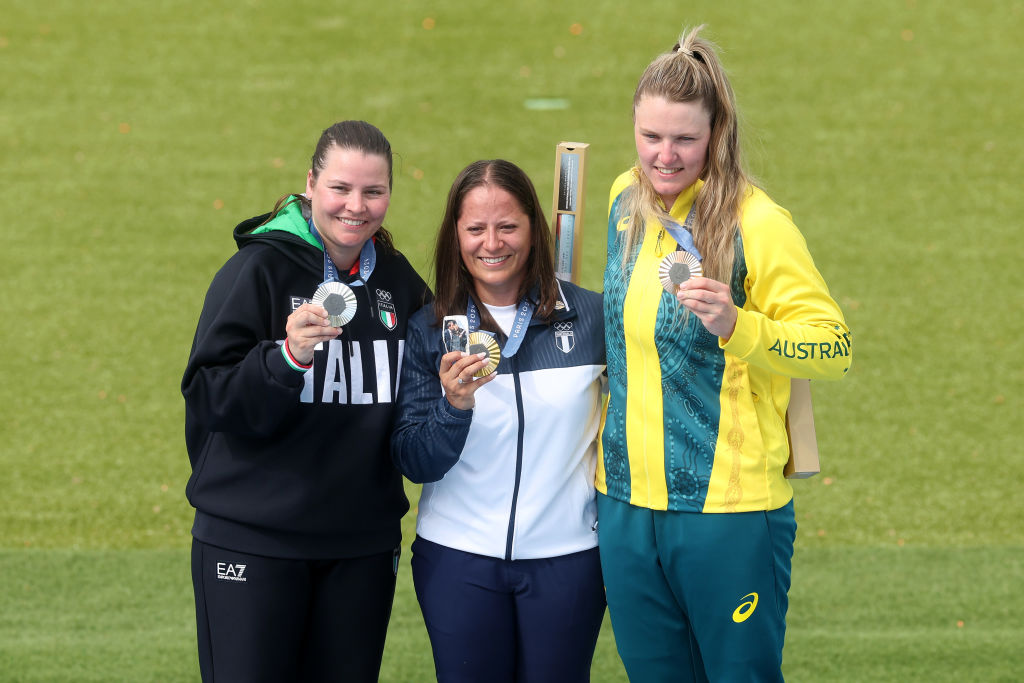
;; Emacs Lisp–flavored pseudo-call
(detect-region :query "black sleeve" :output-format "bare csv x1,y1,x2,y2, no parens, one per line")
181,250,305,439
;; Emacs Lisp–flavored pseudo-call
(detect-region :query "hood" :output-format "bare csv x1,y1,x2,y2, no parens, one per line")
232,196,323,272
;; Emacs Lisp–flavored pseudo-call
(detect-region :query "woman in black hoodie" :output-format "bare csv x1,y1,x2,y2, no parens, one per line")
182,120,429,682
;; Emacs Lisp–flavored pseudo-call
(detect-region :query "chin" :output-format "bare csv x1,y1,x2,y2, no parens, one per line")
654,184,683,201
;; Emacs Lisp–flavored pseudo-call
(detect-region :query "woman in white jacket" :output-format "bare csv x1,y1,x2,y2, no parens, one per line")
392,159,607,683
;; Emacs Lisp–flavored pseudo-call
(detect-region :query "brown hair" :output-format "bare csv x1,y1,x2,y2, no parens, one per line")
432,159,559,330
621,25,752,282
267,120,396,252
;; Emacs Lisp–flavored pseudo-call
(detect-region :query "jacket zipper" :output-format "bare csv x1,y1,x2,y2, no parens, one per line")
504,355,525,561
346,283,376,358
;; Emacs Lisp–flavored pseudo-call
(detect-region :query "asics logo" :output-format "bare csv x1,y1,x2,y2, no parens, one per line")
732,592,758,623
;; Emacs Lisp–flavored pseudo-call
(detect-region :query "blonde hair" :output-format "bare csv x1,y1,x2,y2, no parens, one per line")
620,25,751,282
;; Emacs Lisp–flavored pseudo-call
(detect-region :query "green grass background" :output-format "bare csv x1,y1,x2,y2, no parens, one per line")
2,0,1022,680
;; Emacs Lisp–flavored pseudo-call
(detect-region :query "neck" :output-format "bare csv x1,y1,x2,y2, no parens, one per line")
327,244,361,273
474,283,521,307
667,182,700,212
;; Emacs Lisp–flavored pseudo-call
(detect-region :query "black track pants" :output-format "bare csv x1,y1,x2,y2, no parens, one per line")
192,538,399,683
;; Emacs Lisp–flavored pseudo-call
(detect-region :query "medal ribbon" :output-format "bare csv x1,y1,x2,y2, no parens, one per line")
660,204,702,261
466,297,535,359
308,218,376,287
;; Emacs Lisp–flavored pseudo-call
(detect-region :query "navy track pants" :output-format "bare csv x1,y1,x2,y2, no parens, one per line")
411,536,606,683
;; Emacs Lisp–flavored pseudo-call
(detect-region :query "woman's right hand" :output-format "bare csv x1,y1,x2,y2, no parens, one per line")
285,303,341,365
440,350,497,410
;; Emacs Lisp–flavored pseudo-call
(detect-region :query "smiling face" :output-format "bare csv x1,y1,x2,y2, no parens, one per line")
305,145,390,269
457,184,532,306
634,95,712,208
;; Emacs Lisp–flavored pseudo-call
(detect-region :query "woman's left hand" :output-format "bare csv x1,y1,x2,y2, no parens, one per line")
677,276,737,341
439,350,497,411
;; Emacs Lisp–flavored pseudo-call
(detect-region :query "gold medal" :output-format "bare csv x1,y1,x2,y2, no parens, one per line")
467,331,501,378
658,251,703,294
312,282,358,327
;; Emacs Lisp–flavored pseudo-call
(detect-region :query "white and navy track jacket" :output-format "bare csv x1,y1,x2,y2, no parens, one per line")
392,281,605,561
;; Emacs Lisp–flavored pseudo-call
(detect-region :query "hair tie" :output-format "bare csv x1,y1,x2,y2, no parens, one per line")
673,43,694,57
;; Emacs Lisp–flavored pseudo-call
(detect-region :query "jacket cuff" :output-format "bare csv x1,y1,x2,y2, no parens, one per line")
269,343,309,387
438,396,474,421
720,306,754,356
281,339,313,372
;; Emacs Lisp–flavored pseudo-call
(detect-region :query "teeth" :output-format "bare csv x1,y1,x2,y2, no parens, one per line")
339,218,365,226
481,256,508,264
656,167,682,175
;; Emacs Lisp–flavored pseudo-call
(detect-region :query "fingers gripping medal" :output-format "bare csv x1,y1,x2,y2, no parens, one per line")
659,251,703,294
467,331,501,378
312,282,358,327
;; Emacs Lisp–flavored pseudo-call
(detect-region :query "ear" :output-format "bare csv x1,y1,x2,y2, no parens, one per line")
305,169,315,196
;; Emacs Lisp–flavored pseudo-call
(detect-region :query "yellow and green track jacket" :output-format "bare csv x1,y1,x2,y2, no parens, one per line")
598,171,851,513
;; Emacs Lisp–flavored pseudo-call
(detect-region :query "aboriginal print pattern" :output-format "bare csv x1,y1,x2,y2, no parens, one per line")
601,197,634,502
602,189,751,511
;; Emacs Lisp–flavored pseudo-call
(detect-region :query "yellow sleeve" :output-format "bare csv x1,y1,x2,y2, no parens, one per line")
721,191,852,380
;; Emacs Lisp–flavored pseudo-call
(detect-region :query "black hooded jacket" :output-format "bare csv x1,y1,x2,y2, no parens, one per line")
182,199,431,558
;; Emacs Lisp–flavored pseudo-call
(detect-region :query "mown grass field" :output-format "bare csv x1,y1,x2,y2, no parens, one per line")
2,1,1022,680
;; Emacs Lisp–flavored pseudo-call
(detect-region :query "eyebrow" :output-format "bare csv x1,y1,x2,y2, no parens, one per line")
637,126,700,137
325,179,388,190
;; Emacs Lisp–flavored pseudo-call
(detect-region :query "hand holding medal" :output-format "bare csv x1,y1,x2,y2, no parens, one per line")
284,298,346,366
675,276,738,341
440,331,500,411
656,207,735,340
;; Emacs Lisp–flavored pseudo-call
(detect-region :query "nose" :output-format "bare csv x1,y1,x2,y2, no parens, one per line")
657,140,676,164
347,191,366,213
483,227,501,251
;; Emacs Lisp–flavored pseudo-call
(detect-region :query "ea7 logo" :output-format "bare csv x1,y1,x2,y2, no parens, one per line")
216,562,248,582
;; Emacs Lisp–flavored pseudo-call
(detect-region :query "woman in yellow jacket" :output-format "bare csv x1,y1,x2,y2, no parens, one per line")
598,25,852,682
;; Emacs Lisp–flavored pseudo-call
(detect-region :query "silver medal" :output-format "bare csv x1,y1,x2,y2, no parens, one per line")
312,282,358,327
